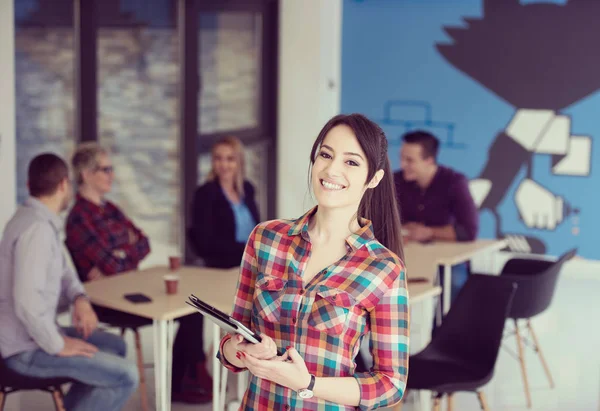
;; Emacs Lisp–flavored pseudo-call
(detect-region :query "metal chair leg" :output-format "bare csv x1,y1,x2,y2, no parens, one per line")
477,392,490,411
134,329,150,411
0,390,6,411
514,319,532,408
51,388,66,411
527,320,555,388
120,328,126,338
447,393,454,411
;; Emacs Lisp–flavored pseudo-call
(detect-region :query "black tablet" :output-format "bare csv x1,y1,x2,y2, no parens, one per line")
186,294,262,344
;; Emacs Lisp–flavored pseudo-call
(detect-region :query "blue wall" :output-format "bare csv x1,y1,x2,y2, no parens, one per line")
342,0,600,259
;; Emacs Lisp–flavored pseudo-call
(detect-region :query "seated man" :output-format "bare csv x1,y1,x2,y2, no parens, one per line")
0,153,139,411
65,142,211,403
394,130,479,299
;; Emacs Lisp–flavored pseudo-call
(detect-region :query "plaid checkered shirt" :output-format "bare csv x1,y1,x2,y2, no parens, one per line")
65,194,150,281
219,207,409,410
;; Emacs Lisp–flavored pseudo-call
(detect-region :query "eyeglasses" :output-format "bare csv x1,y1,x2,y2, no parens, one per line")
95,166,114,174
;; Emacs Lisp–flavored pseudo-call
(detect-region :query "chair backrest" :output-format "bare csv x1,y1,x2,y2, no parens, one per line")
429,274,517,375
500,248,577,319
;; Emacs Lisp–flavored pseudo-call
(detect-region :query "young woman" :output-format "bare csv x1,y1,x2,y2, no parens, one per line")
218,114,409,410
191,136,260,269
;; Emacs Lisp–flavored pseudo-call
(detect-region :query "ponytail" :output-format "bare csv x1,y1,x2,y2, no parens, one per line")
358,145,404,261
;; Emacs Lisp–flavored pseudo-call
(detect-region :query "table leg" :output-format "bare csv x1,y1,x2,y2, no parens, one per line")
166,320,175,411
153,320,169,411
416,297,433,411
237,372,247,401
153,320,161,410
442,263,452,315
212,323,221,411
220,359,228,406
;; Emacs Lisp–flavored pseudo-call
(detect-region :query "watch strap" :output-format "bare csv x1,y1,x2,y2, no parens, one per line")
307,374,316,391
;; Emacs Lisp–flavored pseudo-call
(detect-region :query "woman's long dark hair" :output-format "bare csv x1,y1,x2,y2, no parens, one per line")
309,113,404,260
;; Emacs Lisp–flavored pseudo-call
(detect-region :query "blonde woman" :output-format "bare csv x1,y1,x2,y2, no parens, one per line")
191,136,260,268
65,142,212,404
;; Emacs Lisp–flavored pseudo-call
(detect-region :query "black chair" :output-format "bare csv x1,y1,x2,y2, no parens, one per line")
396,274,517,411
0,355,73,411
496,248,577,408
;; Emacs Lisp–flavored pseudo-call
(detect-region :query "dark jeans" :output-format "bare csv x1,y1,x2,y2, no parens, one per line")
93,306,205,392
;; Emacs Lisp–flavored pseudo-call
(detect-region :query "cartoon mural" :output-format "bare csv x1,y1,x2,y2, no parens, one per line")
437,0,597,253
342,0,600,259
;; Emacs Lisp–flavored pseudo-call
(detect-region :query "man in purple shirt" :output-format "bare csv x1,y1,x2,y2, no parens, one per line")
0,154,138,411
394,130,479,300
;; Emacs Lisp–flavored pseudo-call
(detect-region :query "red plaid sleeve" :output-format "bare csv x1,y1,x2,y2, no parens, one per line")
218,227,258,369
110,202,151,263
65,206,142,276
353,261,409,409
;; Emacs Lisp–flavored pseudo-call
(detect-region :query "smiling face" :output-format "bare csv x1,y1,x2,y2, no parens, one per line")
212,143,239,185
400,142,436,182
311,124,374,211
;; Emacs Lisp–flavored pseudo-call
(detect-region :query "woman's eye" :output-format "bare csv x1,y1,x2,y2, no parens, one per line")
319,152,332,159
346,160,359,167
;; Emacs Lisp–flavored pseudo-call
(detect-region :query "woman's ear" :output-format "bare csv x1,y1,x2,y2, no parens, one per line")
368,170,385,189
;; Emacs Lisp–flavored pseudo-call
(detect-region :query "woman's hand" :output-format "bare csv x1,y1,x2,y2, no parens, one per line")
236,332,278,360
237,347,312,391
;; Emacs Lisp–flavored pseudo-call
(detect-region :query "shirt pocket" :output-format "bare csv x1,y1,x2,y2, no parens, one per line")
308,285,357,336
253,275,286,323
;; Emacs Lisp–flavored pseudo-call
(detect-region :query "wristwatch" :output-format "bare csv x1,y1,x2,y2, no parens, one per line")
297,374,316,399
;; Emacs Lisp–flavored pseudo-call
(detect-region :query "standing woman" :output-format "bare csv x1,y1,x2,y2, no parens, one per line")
191,136,260,269
218,114,409,410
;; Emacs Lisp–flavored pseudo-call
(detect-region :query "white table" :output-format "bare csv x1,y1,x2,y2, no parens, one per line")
404,239,507,315
84,265,239,411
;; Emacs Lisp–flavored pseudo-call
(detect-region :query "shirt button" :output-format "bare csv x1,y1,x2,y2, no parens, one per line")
292,317,297,324
285,406,290,410
418,204,424,211
299,289,305,295
265,280,270,286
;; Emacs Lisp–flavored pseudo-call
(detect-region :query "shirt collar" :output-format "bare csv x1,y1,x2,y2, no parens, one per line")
76,193,106,212
287,206,375,250
25,197,63,232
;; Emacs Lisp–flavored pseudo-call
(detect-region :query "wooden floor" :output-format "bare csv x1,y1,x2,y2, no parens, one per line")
6,276,599,411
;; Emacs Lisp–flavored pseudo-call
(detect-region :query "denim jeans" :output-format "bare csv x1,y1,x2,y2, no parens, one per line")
5,328,139,411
